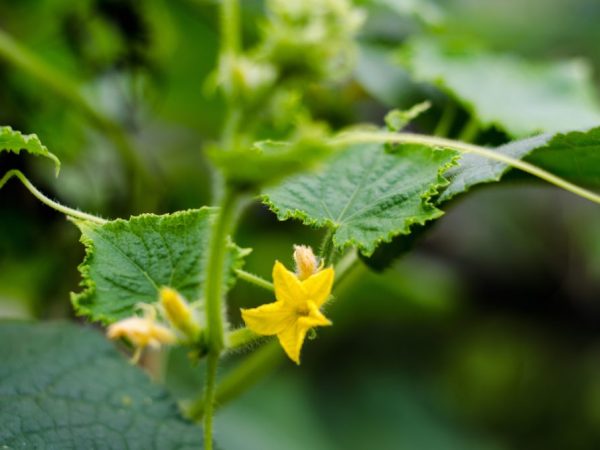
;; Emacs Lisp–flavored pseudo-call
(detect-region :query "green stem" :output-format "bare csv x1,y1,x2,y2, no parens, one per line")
226,327,261,350
201,187,241,448
332,131,600,205
188,341,282,422
200,2,244,446
221,107,242,151
433,102,456,137
333,250,360,287
319,228,336,266
457,116,480,142
0,170,107,224
235,269,274,291
205,188,241,353
203,352,219,450
220,0,241,56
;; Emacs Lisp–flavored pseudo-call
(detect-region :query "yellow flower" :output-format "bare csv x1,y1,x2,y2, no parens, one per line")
107,306,176,363
241,260,334,364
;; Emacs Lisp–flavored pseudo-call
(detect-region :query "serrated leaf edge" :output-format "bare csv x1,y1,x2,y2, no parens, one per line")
333,148,459,256
0,126,61,176
70,207,251,325
262,146,459,257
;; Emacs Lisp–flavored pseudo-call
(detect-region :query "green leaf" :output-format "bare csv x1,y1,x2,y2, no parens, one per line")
439,126,600,202
263,142,457,256
385,101,432,131
72,208,250,324
0,126,60,175
0,321,202,449
401,37,600,137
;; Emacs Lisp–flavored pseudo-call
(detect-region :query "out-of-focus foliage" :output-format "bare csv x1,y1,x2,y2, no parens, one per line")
0,0,599,449
0,321,202,448
401,36,600,137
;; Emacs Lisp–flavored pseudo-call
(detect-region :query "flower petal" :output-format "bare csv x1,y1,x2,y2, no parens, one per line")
273,260,305,307
277,320,310,365
302,301,332,328
302,267,334,307
241,301,296,336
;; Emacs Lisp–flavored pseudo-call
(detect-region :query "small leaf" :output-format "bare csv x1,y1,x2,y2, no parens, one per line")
72,208,250,324
0,126,61,175
263,142,457,256
385,101,431,131
0,321,202,449
401,37,600,137
439,126,600,202
208,123,332,188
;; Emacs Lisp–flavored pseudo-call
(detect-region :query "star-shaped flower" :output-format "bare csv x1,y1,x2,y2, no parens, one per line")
241,259,334,364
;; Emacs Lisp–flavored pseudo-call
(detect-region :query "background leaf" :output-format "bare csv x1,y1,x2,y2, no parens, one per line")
208,125,332,188
0,126,60,175
0,321,202,449
263,142,457,256
401,37,600,137
439,126,600,202
72,208,249,324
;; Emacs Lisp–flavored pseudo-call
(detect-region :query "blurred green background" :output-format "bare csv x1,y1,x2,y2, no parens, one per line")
0,0,599,449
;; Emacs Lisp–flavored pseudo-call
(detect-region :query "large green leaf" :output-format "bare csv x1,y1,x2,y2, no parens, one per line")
401,37,600,137
439,126,600,202
0,321,202,449
263,142,457,256
0,125,60,175
72,208,250,324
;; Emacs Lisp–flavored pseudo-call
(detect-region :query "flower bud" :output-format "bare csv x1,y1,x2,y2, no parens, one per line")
218,54,276,103
160,287,201,340
293,245,320,280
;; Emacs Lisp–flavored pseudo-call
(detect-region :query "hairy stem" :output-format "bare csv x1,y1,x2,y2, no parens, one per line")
0,170,107,224
201,1,243,446
235,269,274,291
332,131,600,205
203,353,219,450
319,228,336,266
205,188,241,353
227,327,261,350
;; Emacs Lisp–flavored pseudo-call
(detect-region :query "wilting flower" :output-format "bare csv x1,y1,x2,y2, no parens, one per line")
107,306,176,363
